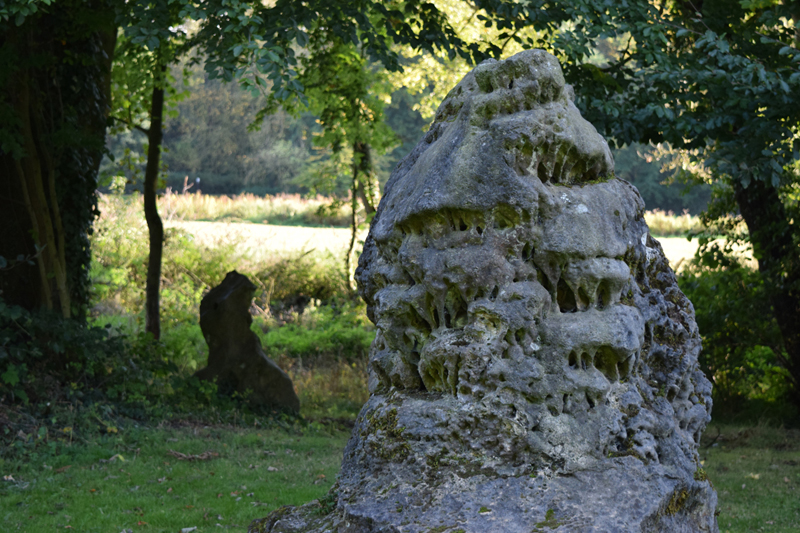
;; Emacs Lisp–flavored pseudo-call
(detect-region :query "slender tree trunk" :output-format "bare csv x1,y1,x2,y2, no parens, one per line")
353,141,378,216
144,69,166,340
733,178,800,406
345,165,359,291
345,141,379,289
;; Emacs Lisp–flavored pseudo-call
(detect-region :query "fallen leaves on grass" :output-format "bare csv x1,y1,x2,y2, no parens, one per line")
55,465,72,474
167,450,219,461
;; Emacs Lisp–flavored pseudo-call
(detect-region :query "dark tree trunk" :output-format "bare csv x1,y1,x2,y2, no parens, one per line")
0,3,115,319
144,71,166,340
733,178,800,406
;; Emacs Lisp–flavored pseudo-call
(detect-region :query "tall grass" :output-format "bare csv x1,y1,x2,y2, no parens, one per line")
160,190,353,227
91,193,371,420
644,209,704,237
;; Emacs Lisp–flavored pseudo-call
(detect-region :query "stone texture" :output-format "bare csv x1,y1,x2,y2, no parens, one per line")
196,271,299,414
248,50,717,532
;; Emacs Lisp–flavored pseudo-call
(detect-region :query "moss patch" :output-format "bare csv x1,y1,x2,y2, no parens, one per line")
665,487,690,515
532,508,563,530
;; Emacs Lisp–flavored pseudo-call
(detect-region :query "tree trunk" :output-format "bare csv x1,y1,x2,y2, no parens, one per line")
345,162,360,291
144,69,166,340
353,141,378,215
0,7,114,318
345,141,378,289
733,178,800,406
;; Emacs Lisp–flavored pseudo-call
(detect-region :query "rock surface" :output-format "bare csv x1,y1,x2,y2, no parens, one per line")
249,50,717,532
196,271,299,413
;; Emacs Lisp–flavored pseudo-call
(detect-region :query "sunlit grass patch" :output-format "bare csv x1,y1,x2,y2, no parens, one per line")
644,208,703,237
158,190,352,227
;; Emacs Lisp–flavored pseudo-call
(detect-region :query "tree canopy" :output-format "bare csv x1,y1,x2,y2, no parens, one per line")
478,0,800,404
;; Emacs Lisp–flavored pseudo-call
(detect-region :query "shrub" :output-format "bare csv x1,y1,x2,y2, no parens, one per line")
678,257,793,417
255,300,374,363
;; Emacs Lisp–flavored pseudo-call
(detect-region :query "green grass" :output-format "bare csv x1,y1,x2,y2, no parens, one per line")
701,423,800,533
1,424,348,532
3,421,797,532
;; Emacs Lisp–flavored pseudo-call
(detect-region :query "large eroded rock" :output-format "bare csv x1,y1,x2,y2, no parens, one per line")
249,50,717,532
196,271,299,414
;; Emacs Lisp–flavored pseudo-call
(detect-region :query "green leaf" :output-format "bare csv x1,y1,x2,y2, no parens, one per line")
233,45,243,56
2,366,20,387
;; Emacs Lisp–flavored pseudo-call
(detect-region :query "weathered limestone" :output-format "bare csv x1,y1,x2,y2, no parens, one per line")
249,50,717,532
196,271,299,414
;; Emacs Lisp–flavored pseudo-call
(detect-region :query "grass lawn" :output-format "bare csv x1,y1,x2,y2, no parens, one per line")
2,420,798,532
701,423,800,533
1,423,348,532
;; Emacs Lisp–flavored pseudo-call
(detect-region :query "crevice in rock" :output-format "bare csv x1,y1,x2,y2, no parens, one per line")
595,346,620,382
522,242,534,262
557,278,577,313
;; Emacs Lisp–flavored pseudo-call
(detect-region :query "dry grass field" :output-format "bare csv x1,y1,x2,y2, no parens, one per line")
167,220,368,262
168,220,701,267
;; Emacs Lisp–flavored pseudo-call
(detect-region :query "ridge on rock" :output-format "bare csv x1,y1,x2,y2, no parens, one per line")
248,49,718,533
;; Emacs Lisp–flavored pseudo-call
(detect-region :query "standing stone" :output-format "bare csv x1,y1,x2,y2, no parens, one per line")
249,50,717,532
196,271,299,414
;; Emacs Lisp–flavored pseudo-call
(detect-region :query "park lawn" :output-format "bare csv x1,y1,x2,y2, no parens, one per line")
2,422,798,532
701,423,800,533
1,424,348,532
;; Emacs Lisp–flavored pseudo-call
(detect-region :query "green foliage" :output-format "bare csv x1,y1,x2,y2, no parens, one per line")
613,143,710,215
479,0,800,407
678,258,792,414
256,301,374,363
90,190,362,369
0,297,176,415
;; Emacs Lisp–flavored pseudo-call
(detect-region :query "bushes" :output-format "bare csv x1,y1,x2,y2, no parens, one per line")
83,192,372,422
0,299,176,413
678,258,795,418
256,301,373,362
